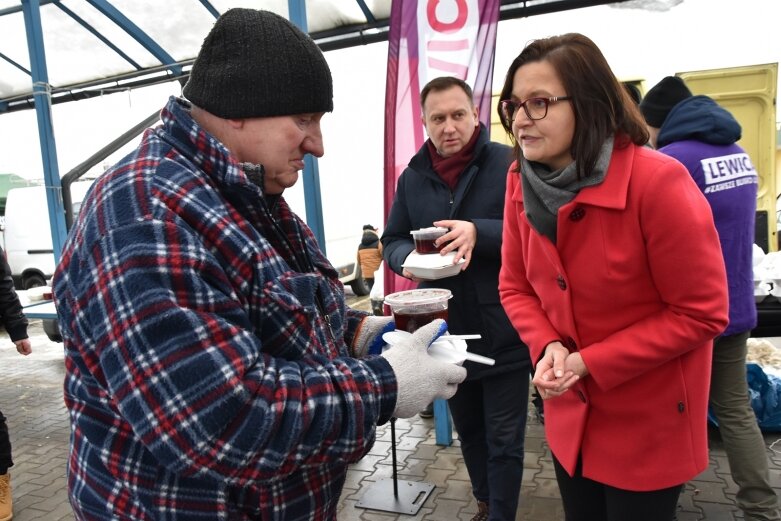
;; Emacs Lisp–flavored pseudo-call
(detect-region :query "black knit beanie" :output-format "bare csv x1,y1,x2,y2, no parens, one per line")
183,8,333,119
639,76,692,128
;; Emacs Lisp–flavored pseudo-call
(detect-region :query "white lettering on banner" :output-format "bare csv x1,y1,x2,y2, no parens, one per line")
701,153,757,185
418,0,480,86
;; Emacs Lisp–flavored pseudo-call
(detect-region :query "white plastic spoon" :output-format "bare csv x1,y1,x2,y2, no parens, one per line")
439,334,481,342
458,351,495,366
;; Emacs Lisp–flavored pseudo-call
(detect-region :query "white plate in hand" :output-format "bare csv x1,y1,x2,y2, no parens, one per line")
402,252,465,280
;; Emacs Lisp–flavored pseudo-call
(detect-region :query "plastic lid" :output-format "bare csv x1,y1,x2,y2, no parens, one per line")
383,288,452,306
410,227,448,237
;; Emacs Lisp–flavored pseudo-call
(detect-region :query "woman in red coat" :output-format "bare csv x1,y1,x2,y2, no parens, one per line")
496,33,729,521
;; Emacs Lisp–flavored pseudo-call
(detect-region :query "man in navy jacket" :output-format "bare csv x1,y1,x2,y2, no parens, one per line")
383,76,531,521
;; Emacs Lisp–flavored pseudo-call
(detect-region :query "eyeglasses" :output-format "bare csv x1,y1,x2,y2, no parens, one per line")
499,96,572,121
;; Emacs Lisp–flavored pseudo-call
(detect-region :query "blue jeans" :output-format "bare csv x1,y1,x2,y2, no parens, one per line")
448,368,530,521
710,332,780,521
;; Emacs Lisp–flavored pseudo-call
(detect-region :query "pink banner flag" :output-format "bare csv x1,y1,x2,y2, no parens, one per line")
383,0,501,296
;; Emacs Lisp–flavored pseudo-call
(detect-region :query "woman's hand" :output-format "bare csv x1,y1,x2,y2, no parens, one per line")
532,341,586,399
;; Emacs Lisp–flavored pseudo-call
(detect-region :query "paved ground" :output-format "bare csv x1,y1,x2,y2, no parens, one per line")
1,293,780,520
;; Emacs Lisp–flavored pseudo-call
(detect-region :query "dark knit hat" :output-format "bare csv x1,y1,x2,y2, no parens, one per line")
639,76,692,128
622,82,642,106
363,224,377,231
183,8,333,119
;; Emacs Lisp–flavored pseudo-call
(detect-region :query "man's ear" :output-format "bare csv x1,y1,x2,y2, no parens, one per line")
226,118,244,130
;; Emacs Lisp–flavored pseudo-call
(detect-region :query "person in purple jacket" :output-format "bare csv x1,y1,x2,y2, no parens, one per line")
641,76,780,521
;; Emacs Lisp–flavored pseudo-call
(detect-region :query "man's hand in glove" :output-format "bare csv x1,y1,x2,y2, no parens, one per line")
381,319,467,418
351,315,395,358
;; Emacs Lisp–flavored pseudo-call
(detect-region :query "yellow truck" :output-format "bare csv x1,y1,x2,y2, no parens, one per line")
678,63,778,253
644,64,780,336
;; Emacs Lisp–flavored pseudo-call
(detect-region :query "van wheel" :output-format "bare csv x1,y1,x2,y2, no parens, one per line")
23,275,46,289
349,266,370,296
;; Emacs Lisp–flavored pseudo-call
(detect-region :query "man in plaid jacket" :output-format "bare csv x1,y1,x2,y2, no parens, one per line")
53,9,465,520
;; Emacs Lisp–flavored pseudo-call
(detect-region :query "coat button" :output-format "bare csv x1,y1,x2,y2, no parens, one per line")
566,337,577,350
557,275,567,290
569,207,586,221
577,391,587,403
678,402,685,413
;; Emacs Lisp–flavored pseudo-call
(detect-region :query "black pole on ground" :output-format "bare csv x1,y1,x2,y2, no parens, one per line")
355,416,435,515
390,418,399,496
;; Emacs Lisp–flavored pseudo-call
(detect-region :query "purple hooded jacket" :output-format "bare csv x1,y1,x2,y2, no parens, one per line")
657,95,757,335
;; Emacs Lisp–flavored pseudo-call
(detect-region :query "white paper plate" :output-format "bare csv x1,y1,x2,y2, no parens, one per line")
403,251,457,268
381,333,467,365
402,252,464,280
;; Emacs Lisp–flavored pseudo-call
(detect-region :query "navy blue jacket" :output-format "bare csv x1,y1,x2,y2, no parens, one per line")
382,125,530,379
0,245,27,342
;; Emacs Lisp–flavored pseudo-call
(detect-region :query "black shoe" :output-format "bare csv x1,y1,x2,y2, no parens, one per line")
419,403,434,419
469,500,489,521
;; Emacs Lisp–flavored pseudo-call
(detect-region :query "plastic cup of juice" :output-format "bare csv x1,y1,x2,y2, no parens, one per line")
383,288,452,333
410,227,448,254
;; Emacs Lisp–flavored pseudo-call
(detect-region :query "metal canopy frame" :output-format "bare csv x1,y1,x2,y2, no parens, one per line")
1,1,630,115
1,0,628,264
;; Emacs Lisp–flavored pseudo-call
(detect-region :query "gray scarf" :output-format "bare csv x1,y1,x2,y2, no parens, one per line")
521,136,614,244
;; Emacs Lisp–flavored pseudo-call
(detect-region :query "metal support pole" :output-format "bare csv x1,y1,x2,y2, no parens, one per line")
287,0,326,254
390,418,399,497
21,0,67,263
356,416,435,514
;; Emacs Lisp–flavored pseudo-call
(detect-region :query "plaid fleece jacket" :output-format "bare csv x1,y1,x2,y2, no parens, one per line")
53,97,397,520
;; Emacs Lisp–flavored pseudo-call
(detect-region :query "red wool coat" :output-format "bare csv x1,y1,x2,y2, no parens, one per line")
499,142,729,491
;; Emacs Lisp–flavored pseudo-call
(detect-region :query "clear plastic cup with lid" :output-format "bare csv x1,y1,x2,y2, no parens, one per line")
410,227,448,254
383,288,452,333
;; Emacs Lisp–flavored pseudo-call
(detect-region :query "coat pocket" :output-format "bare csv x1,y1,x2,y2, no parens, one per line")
256,272,338,360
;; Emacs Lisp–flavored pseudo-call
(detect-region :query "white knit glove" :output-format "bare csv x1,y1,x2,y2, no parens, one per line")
351,316,395,358
381,319,467,418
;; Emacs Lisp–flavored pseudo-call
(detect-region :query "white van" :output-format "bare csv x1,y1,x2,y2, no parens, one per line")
4,181,94,289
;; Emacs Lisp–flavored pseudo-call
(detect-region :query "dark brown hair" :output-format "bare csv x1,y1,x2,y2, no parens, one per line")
497,33,649,178
420,76,474,109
